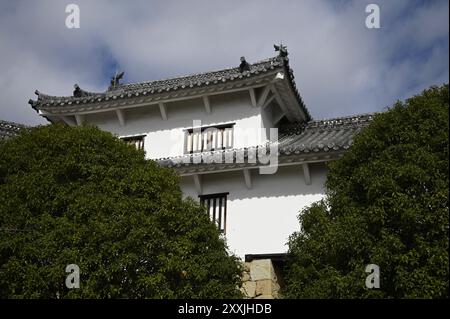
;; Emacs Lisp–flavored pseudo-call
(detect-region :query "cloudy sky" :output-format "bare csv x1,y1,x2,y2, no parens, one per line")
0,0,448,125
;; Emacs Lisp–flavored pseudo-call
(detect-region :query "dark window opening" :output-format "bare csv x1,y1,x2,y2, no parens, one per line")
199,192,228,233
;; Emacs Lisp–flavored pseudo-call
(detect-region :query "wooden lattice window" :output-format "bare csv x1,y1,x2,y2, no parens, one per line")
121,135,145,150
199,192,228,233
185,124,234,154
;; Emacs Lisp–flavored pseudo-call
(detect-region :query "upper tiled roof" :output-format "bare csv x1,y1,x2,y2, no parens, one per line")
29,53,311,121
118,57,282,93
0,120,26,140
157,113,375,174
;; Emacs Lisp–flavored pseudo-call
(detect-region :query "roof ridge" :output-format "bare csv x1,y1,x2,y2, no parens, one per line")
116,56,281,90
278,113,376,136
305,113,375,128
308,112,377,123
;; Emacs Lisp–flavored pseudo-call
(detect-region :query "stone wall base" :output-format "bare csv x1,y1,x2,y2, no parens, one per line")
241,259,281,299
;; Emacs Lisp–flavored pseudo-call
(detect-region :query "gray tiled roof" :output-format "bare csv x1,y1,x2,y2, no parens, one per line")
29,55,311,121
157,113,375,173
118,57,283,93
0,120,26,140
277,113,374,154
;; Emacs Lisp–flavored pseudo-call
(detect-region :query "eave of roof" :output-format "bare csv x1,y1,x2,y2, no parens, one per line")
28,54,311,121
156,113,375,175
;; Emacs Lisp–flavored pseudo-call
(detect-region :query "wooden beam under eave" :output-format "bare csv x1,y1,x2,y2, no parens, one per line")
116,109,126,126
269,84,283,104
193,174,202,195
158,102,168,120
273,111,286,126
74,114,85,126
269,84,290,118
202,95,211,114
257,85,271,108
243,168,252,189
60,116,76,126
302,163,311,185
249,88,257,107
262,95,275,109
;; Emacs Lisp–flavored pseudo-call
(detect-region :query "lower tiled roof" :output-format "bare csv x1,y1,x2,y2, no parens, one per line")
277,113,374,154
157,113,375,174
0,120,26,140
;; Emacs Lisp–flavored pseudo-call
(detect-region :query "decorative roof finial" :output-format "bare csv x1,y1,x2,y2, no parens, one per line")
274,43,288,58
239,56,250,73
73,84,91,97
110,71,124,89
73,84,82,97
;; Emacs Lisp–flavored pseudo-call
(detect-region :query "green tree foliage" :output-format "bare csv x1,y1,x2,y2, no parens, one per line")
284,84,449,298
0,124,242,298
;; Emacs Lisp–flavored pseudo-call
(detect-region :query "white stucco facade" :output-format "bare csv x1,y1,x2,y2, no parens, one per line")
180,164,327,258
74,89,328,259
85,90,269,159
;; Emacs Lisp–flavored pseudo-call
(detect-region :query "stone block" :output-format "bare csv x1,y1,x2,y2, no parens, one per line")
249,259,276,281
256,279,274,296
241,281,256,298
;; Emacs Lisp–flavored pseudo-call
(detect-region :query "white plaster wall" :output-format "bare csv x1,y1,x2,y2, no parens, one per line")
79,91,328,260
180,163,328,259
84,91,267,159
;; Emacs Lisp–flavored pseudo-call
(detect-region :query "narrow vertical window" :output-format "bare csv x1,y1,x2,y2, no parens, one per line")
199,193,228,233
